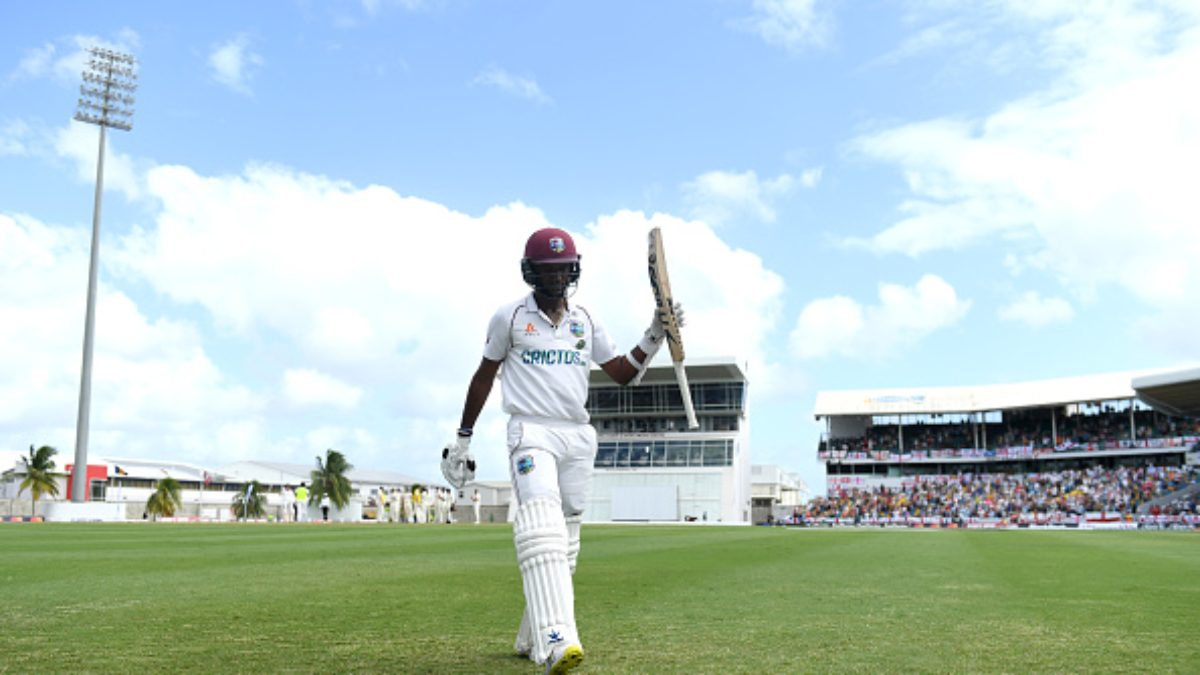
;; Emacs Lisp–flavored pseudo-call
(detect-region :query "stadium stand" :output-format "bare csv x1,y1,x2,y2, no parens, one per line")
805,367,1200,530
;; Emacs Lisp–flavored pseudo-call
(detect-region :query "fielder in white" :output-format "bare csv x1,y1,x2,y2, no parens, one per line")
443,227,676,675
391,488,404,523
281,485,295,523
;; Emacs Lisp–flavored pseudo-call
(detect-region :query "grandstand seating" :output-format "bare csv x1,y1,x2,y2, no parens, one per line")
798,464,1198,528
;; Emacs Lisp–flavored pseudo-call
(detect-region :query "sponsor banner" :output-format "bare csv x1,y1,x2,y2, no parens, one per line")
821,435,1197,462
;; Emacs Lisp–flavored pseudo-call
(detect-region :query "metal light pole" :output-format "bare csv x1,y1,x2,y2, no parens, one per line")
70,47,138,503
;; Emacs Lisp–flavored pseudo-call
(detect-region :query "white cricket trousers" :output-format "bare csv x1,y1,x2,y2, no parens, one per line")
507,415,597,515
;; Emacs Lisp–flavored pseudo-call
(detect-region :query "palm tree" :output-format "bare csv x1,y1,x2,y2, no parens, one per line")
311,449,354,510
13,445,67,517
230,480,267,520
145,477,183,521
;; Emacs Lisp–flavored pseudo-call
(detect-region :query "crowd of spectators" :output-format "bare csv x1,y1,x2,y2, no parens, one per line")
822,410,1200,456
803,464,1199,522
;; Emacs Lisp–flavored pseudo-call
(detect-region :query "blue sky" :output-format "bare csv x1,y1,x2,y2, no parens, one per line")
2,1,1198,495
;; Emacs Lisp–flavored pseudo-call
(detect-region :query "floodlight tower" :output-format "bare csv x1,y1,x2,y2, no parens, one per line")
69,47,138,503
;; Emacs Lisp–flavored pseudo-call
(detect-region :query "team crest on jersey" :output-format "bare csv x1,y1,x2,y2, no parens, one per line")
569,320,584,338
549,237,565,253
517,455,535,475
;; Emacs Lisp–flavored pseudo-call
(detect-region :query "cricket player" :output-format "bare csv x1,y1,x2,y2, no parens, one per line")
442,227,677,674
281,485,295,523
295,482,309,523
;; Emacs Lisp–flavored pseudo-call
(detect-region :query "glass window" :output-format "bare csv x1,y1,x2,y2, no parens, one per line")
631,444,651,467
650,441,667,466
663,385,683,411
712,416,738,431
699,384,729,410
702,440,731,467
596,443,617,468
591,388,621,414
629,387,654,412
615,442,631,468
666,443,689,467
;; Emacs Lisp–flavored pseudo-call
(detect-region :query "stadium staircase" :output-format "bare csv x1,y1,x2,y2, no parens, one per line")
1137,480,1200,515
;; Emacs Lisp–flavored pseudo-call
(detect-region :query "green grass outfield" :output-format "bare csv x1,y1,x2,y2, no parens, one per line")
1,524,1197,674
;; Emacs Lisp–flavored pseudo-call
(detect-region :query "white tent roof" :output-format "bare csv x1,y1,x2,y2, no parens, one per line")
814,368,1179,418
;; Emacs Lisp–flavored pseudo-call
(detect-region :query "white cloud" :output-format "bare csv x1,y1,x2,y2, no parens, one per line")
0,120,34,156
682,169,816,226
846,3,1200,335
13,43,56,80
54,123,150,202
868,19,975,68
362,0,424,14
581,211,787,393
732,0,831,54
0,120,147,198
283,369,364,409
209,34,264,94
9,32,140,84
471,65,551,104
998,291,1074,327
790,274,970,360
0,213,262,464
74,159,791,473
3,99,795,472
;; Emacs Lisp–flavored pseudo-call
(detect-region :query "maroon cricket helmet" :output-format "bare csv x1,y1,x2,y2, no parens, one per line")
523,228,580,263
521,228,582,298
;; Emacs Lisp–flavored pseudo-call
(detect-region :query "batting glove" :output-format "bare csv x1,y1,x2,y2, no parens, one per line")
642,301,685,352
441,432,476,489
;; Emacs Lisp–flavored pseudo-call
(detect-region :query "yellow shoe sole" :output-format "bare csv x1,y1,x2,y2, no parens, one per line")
546,645,584,675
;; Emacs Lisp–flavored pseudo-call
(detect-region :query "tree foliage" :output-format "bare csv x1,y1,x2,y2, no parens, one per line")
231,480,267,520
13,445,66,517
311,449,354,509
145,477,183,520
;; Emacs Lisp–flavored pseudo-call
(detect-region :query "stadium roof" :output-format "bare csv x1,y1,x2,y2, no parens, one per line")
813,368,1183,418
1132,366,1200,419
589,355,747,386
220,460,440,488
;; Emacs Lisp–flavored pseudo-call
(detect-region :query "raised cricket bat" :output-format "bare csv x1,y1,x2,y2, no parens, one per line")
648,227,699,429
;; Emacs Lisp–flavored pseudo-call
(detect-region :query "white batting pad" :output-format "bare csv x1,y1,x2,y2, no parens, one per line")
514,607,533,660
513,497,577,664
565,514,582,575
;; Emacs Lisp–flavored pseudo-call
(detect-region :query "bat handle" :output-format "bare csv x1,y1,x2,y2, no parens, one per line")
674,361,699,430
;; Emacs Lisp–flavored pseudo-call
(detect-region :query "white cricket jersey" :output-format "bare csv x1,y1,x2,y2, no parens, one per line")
483,293,619,424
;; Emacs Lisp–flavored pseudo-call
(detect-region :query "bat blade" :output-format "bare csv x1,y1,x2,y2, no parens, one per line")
648,227,698,429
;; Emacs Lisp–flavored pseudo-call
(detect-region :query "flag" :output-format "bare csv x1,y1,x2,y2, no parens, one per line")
246,483,254,497
203,471,212,485
113,465,128,476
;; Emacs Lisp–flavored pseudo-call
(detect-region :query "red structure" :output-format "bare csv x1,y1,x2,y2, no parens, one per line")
64,464,109,501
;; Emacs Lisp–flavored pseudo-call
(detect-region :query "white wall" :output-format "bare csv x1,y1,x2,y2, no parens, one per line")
587,469,730,523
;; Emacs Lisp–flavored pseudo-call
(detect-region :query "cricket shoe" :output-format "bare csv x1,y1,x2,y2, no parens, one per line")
543,643,584,675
